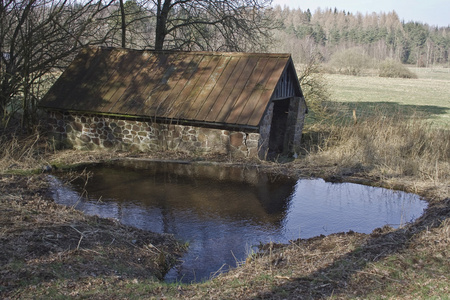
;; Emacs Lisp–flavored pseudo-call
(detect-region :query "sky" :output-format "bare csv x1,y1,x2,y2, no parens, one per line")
271,0,450,27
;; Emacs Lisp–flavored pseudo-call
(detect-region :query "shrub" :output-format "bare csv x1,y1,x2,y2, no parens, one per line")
328,47,371,76
297,52,331,122
379,59,418,78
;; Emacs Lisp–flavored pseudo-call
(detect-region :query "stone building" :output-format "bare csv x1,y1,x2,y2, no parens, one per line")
40,47,307,159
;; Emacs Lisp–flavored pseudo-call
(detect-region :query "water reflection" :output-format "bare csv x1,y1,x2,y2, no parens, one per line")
49,160,427,283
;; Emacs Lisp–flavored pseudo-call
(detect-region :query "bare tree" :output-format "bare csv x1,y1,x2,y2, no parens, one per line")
107,0,152,48
105,0,275,51
0,0,274,129
0,0,113,129
148,0,274,51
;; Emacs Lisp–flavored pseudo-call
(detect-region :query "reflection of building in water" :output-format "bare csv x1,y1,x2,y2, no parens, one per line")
61,160,299,283
71,160,297,226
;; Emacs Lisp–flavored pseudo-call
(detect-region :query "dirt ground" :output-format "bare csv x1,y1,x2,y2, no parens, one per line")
1,150,449,299
0,164,186,298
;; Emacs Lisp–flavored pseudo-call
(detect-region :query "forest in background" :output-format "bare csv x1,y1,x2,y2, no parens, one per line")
268,5,450,68
1,0,449,130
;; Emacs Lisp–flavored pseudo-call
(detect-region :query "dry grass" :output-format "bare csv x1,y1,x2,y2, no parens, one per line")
0,130,45,172
1,107,449,298
301,111,450,190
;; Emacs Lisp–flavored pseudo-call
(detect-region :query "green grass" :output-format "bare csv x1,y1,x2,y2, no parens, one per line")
325,71,450,127
411,65,450,81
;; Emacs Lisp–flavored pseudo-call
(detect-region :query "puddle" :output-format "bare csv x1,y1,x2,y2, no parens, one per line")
49,160,427,283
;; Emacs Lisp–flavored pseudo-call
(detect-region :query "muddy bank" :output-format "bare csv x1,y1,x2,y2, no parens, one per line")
0,174,186,298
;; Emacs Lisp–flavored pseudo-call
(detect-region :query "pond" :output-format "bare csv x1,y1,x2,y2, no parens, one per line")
49,159,427,283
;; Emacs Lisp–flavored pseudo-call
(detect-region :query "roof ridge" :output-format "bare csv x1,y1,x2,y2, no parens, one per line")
92,46,291,57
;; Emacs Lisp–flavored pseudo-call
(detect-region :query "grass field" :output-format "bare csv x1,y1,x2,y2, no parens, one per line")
412,65,450,81
325,69,450,127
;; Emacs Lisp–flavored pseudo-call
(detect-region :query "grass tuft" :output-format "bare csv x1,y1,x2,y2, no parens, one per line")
0,129,46,172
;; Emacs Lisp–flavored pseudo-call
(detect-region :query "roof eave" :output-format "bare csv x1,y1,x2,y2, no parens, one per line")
39,107,260,132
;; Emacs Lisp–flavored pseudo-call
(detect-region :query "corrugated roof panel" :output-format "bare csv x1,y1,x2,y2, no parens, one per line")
40,47,302,128
148,53,190,112
108,51,154,114
193,55,231,120
174,54,215,120
161,53,206,118
215,56,258,123
183,54,223,119
266,57,289,88
235,56,282,126
109,52,152,112
99,50,143,113
44,47,100,107
196,55,236,122
224,56,265,124
149,52,193,116
247,89,274,126
80,49,123,112
233,57,270,125
204,55,247,123
131,53,172,116
245,57,289,126
113,52,158,114
64,48,112,111
154,54,198,117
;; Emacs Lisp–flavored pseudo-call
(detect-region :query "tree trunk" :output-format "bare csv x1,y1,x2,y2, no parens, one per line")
119,0,126,47
155,0,171,50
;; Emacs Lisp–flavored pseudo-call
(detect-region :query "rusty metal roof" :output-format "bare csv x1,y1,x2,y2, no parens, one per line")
41,47,301,128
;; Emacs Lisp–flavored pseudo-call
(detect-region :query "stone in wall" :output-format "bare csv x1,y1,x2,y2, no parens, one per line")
230,132,244,147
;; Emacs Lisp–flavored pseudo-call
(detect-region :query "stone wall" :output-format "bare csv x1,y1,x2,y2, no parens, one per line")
47,111,262,158
258,102,274,158
289,96,307,154
45,96,306,159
